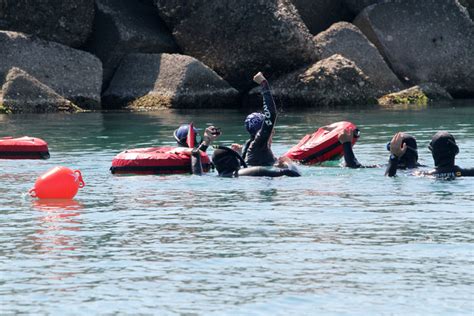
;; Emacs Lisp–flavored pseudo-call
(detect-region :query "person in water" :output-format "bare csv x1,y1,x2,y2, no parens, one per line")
387,131,474,178
172,124,221,175
384,132,421,176
190,145,300,177
236,72,278,167
173,124,221,152
338,127,420,174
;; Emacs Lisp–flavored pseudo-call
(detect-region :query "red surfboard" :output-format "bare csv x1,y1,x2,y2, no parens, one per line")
283,121,358,165
0,136,50,159
110,146,211,175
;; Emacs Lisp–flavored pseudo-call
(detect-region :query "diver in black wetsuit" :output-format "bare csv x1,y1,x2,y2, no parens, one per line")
387,131,474,179
173,124,221,175
173,119,296,177
338,128,420,172
384,132,421,176
213,146,300,177
337,127,372,168
239,72,278,167
189,145,300,177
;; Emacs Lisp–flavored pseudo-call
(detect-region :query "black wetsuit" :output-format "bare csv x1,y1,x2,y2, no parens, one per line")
233,166,300,178
426,166,474,179
385,155,402,176
191,149,205,175
242,80,277,166
387,155,474,178
341,141,423,175
342,142,367,168
193,146,300,178
384,155,423,176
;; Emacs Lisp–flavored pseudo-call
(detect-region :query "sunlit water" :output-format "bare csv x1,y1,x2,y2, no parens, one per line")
1,102,473,315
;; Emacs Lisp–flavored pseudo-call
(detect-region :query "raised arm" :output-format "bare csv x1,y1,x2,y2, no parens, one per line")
385,132,408,177
192,126,221,175
197,126,221,152
253,72,277,145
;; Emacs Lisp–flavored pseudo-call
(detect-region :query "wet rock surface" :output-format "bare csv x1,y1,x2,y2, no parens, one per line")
246,54,377,108
103,53,239,110
85,0,178,86
154,0,317,89
0,0,471,111
290,0,351,35
0,31,102,109
378,83,453,106
0,0,94,47
354,0,474,97
0,67,82,113
314,22,402,95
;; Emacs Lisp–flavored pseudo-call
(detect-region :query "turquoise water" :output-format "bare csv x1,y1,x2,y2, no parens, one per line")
1,102,473,315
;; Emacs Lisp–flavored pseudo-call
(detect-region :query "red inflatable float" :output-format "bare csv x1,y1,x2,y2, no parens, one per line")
0,136,50,159
283,121,359,165
110,146,212,175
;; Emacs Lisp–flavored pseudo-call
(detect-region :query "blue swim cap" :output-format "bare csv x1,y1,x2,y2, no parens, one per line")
245,112,265,136
174,124,198,146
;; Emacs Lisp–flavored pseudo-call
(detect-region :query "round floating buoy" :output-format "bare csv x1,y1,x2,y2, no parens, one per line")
29,166,85,199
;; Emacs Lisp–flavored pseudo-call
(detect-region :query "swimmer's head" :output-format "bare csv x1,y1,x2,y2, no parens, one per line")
399,133,419,168
173,124,199,147
212,147,242,177
428,131,458,167
387,133,418,168
245,112,265,136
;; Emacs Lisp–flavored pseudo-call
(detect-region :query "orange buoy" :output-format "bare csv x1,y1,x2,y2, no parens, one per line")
29,166,85,199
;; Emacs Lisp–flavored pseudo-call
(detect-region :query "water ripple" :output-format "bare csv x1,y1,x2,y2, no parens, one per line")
1,104,473,315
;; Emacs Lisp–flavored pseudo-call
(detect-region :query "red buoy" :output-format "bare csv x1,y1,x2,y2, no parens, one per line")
29,166,85,199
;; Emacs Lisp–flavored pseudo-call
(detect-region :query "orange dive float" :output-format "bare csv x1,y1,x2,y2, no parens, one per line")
0,136,50,159
283,121,359,165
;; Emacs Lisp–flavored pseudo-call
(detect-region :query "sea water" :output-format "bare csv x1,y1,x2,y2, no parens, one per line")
1,102,473,315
